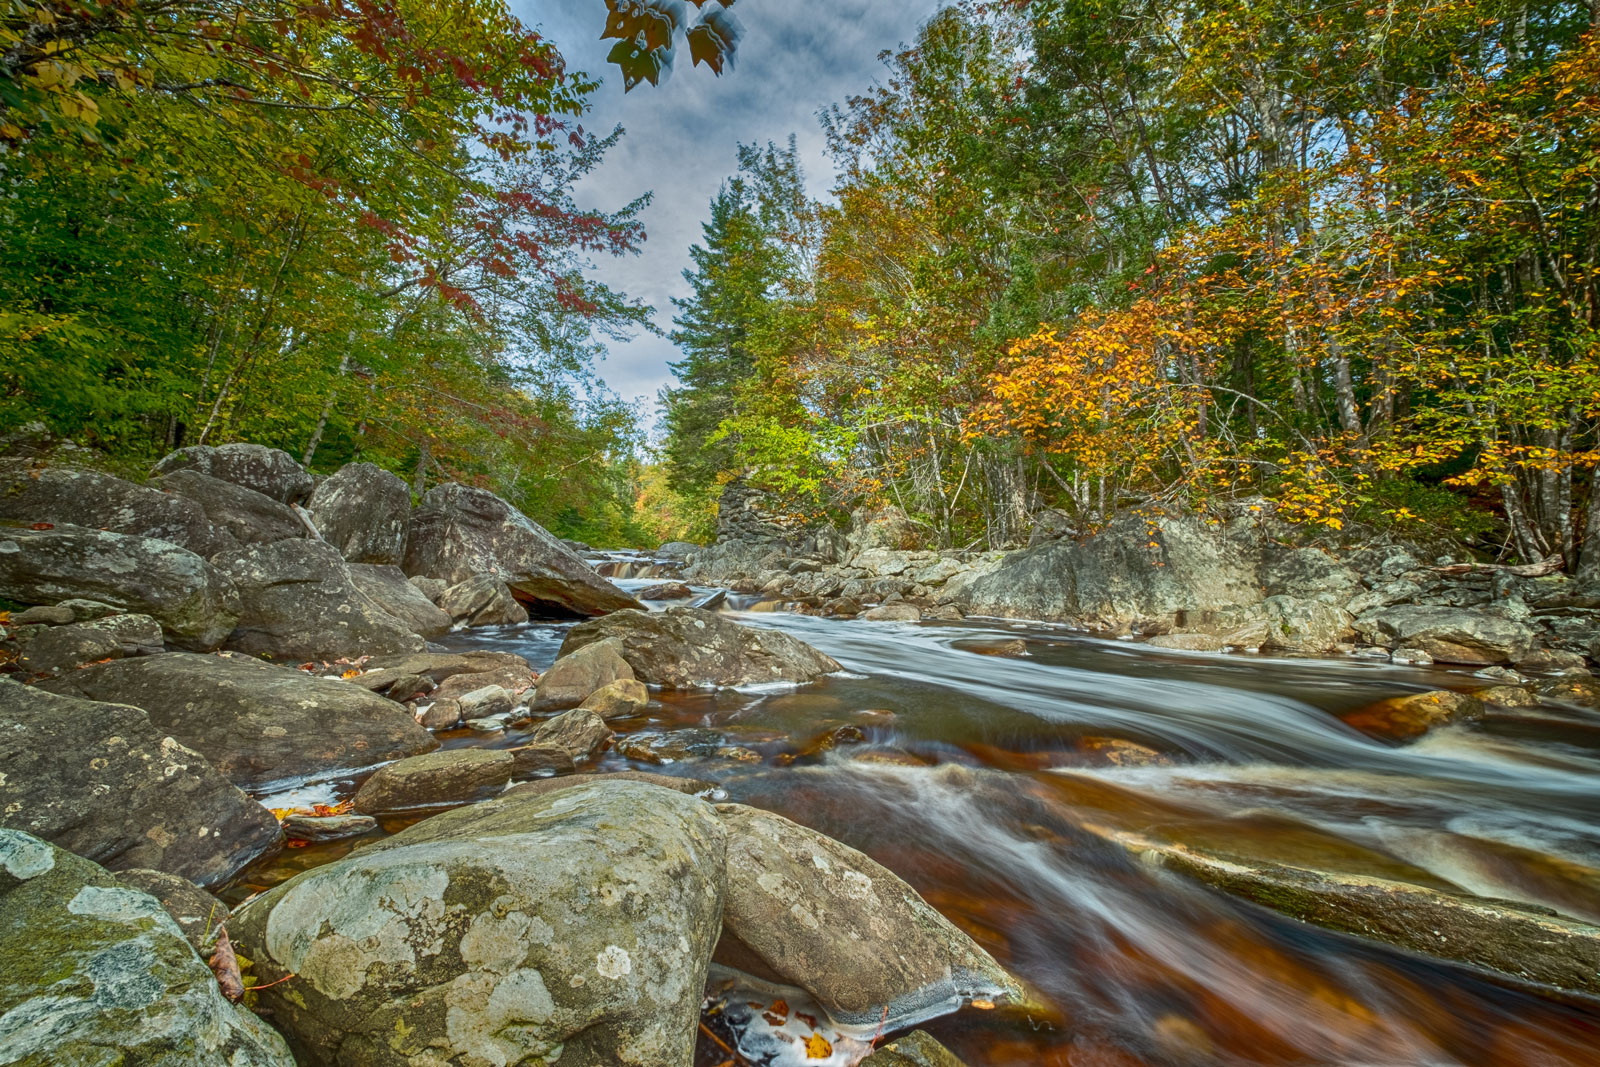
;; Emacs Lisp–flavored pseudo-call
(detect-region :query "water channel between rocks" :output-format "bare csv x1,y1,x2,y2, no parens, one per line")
233,570,1600,1066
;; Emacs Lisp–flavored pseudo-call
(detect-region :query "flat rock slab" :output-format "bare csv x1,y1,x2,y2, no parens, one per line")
0,678,281,887
352,749,514,814
560,607,841,689
0,830,294,1066
42,652,438,791
0,523,240,650
714,803,1023,1028
232,780,728,1067
1126,835,1600,999
1355,605,1536,666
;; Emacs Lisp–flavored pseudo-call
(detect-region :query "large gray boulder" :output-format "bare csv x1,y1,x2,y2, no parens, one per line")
232,780,728,1067
154,468,306,546
0,679,281,886
559,607,840,689
308,462,412,565
347,563,452,639
0,460,229,556
0,830,295,1067
151,443,315,504
403,483,641,616
715,804,1022,1028
1353,605,1536,665
1261,595,1355,653
42,652,438,791
950,513,1264,629
0,524,239,651
215,539,425,660
534,637,634,711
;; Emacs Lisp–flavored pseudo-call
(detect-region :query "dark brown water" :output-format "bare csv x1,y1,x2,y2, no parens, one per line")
234,587,1600,1066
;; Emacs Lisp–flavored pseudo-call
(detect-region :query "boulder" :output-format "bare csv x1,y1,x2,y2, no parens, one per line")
457,684,515,719
0,524,240,650
526,708,613,764
1261,595,1354,653
509,742,577,777
283,813,378,843
436,573,529,627
308,462,412,565
215,539,425,660
14,613,163,676
655,541,699,561
232,780,728,1067
534,637,635,711
154,468,306,546
42,652,438,791
347,563,453,639
636,581,694,600
559,607,841,689
863,602,922,622
12,604,74,626
1146,632,1225,652
580,678,651,720
403,483,641,616
113,867,230,955
361,650,532,686
0,830,295,1066
0,678,281,886
0,460,229,556
714,803,1022,1027
1354,605,1536,665
410,574,448,603
151,443,315,504
951,513,1264,629
861,1031,970,1067
352,749,514,814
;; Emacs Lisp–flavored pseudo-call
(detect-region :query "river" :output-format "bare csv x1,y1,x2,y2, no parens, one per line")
239,571,1600,1066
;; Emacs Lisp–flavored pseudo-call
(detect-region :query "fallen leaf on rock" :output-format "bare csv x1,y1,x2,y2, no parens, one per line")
209,927,245,1002
804,1032,833,1059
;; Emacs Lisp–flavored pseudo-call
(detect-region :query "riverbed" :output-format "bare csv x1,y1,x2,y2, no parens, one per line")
235,576,1600,1066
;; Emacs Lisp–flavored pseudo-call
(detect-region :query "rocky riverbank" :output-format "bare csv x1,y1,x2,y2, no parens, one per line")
4,430,1600,1065
682,500,1599,671
0,431,1000,1066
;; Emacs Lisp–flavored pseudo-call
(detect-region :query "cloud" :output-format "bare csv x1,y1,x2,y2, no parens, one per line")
512,1,946,421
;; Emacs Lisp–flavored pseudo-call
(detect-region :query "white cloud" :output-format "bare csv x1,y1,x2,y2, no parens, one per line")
513,1,947,420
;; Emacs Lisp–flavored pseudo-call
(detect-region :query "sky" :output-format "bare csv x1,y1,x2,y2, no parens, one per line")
513,1,947,430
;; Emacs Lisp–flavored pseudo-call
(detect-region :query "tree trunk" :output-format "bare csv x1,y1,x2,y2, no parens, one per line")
302,353,351,468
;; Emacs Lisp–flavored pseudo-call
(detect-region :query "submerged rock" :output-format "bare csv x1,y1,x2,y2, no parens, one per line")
352,749,514,814
861,1030,971,1067
0,679,281,887
42,652,438,791
559,607,841,689
0,830,294,1066
151,443,315,504
232,780,728,1067
713,803,1023,1028
307,461,412,565
0,523,240,650
215,539,425,660
403,483,641,617
1340,689,1485,741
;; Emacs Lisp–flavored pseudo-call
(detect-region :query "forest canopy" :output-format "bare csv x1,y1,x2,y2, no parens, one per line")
661,0,1600,575
1,0,658,544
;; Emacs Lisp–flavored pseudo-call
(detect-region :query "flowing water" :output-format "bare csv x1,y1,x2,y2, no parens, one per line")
236,570,1600,1066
